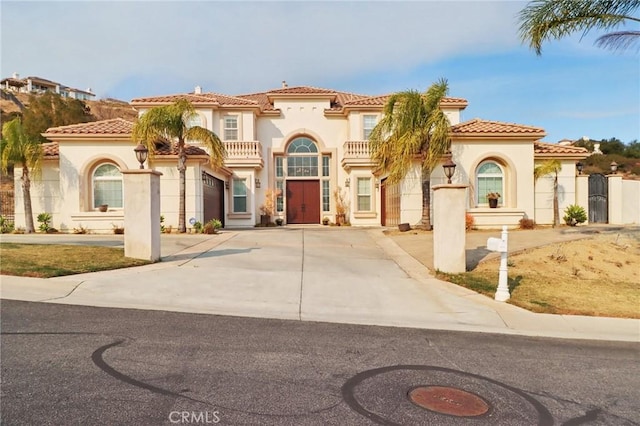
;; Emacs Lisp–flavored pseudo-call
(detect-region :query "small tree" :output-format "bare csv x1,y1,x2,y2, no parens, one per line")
1,119,43,233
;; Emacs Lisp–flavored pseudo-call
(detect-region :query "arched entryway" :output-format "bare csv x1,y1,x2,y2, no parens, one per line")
280,137,326,224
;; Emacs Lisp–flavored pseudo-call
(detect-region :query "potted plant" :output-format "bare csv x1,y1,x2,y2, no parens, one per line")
333,187,348,226
322,217,330,225
486,192,500,208
98,204,109,212
260,188,281,225
275,218,284,226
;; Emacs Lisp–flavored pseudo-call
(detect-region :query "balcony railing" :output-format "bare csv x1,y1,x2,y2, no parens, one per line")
342,140,374,169
224,141,263,168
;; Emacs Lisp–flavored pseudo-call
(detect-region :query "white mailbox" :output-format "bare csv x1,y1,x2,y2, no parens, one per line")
487,237,507,253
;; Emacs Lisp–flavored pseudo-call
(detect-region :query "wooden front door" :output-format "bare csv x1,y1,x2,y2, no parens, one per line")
286,180,320,224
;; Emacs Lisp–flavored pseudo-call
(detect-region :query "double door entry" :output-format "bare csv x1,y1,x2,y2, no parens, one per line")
286,180,320,224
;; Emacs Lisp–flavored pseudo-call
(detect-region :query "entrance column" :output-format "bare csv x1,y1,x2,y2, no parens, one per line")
121,169,163,261
432,184,468,273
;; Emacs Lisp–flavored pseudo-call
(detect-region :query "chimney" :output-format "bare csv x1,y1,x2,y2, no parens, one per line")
12,72,19,79
86,88,92,93
194,85,202,94
282,80,288,88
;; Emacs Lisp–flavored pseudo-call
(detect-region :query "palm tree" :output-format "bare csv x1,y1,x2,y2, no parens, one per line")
534,159,562,227
519,0,640,54
1,119,43,233
369,78,451,229
131,99,226,233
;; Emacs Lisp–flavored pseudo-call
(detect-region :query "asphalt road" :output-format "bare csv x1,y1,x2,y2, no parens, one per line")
1,300,638,425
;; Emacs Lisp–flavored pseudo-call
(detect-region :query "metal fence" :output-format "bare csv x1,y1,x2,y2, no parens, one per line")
0,190,15,224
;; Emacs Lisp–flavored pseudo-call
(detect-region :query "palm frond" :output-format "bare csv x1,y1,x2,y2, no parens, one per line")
519,0,640,54
185,125,227,168
534,159,561,180
596,30,640,50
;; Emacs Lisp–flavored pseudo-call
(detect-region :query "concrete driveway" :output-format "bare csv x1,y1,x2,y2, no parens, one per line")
2,227,638,341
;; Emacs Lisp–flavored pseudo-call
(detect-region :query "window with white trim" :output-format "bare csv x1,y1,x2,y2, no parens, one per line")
224,116,238,141
93,163,123,208
356,177,371,211
476,161,504,206
363,115,377,140
185,113,203,128
232,178,247,212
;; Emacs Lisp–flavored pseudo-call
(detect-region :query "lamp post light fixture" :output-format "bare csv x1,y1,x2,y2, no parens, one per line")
442,159,456,184
134,143,149,169
576,161,583,175
610,161,618,174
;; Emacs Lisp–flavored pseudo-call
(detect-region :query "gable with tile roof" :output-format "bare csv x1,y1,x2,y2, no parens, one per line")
16,83,595,233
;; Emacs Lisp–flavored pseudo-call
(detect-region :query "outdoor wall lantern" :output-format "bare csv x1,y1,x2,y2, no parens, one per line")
576,161,583,175
375,180,380,190
442,159,456,184
225,181,230,190
255,178,261,188
610,161,618,174
345,178,350,188
134,143,149,169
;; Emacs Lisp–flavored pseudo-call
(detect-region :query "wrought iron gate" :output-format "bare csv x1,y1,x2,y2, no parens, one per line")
588,174,608,223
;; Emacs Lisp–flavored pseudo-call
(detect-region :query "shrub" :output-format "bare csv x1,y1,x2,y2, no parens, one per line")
193,221,203,233
0,216,14,234
37,212,52,233
519,218,536,230
73,225,88,234
465,213,475,231
203,218,222,234
112,223,124,234
563,205,587,226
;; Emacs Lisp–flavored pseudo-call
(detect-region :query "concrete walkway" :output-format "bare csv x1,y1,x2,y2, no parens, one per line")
1,226,638,342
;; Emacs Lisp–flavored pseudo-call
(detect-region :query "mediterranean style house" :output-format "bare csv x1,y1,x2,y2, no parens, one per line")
1,73,95,101
14,83,594,233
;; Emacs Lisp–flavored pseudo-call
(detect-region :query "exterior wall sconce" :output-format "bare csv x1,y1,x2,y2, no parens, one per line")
134,143,149,169
255,178,261,188
610,161,618,174
225,181,230,189
576,161,583,175
345,178,350,188
375,181,380,190
442,159,456,184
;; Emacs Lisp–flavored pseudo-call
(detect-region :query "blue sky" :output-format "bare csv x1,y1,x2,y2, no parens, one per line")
1,1,638,143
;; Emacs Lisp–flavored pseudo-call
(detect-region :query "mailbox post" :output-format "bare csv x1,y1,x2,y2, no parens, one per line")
487,225,510,302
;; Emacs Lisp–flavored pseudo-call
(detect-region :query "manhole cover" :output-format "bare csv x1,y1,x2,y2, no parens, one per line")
408,386,490,417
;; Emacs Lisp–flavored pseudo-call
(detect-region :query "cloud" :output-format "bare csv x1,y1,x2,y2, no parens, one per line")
1,1,524,98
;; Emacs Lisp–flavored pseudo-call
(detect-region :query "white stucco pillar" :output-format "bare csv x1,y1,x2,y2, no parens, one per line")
122,169,163,261
575,175,589,222
432,184,468,273
608,174,623,225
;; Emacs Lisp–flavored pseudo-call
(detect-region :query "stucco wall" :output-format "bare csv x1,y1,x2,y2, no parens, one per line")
534,161,578,226
621,179,640,224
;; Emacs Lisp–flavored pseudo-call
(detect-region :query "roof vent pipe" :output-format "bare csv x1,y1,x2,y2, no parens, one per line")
282,80,288,88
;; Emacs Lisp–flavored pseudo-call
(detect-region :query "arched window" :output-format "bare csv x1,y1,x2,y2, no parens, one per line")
185,113,203,129
286,137,319,176
93,163,123,208
476,161,503,206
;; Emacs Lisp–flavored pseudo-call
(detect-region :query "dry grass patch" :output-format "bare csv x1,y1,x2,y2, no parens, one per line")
441,233,640,318
0,243,151,278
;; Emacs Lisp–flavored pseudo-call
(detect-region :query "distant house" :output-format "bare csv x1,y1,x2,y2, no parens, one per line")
0,73,95,101
14,83,605,233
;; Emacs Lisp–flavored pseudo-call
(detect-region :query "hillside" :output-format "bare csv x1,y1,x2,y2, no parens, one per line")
0,91,138,123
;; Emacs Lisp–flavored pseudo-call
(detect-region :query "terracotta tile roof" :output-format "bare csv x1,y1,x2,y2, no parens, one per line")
41,140,206,158
451,118,546,136
236,86,370,112
42,142,59,158
131,92,258,107
266,86,339,95
44,118,134,135
534,141,589,155
153,141,208,156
